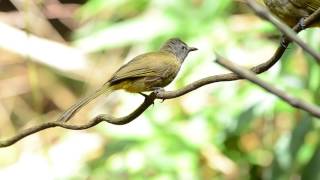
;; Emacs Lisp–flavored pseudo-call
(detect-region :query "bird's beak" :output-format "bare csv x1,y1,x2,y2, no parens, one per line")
188,47,198,52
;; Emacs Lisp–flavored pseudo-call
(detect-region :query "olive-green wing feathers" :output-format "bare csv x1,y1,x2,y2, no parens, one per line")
290,0,320,11
306,0,320,11
109,52,179,84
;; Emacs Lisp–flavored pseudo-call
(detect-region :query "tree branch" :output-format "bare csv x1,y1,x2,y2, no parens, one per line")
215,55,320,118
0,93,157,147
245,0,320,64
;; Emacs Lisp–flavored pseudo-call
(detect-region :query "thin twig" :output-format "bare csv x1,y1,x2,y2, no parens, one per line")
245,0,320,64
215,55,320,118
0,93,157,147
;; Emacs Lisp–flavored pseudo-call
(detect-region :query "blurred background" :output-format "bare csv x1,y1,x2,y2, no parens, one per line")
0,0,320,179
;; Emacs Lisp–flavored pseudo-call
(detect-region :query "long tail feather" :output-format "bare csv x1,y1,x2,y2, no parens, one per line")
58,83,113,122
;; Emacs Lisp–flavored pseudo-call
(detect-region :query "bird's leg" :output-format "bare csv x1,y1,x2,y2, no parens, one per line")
298,17,306,30
152,87,166,103
280,17,306,47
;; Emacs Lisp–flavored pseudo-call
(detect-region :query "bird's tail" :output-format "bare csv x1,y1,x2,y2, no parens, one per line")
58,83,114,122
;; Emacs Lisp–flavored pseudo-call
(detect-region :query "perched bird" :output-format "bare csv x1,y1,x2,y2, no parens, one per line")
263,0,320,27
59,38,197,122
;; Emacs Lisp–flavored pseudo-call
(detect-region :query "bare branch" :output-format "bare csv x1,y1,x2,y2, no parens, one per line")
0,93,156,147
215,55,320,118
245,0,320,65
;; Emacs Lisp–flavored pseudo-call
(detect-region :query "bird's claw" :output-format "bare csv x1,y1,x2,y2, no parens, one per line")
153,87,165,95
152,87,166,103
280,17,306,48
298,17,306,30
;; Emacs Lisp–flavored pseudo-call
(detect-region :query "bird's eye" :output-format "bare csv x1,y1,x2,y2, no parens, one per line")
182,46,186,50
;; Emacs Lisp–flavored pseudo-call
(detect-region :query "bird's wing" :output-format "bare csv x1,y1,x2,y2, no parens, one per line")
307,0,320,11
290,0,320,12
109,52,178,84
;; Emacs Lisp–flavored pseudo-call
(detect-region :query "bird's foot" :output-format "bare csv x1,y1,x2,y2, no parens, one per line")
152,87,166,103
152,87,164,94
298,17,306,30
281,17,306,47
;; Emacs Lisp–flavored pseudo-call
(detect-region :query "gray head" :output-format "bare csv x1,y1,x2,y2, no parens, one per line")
160,38,197,62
